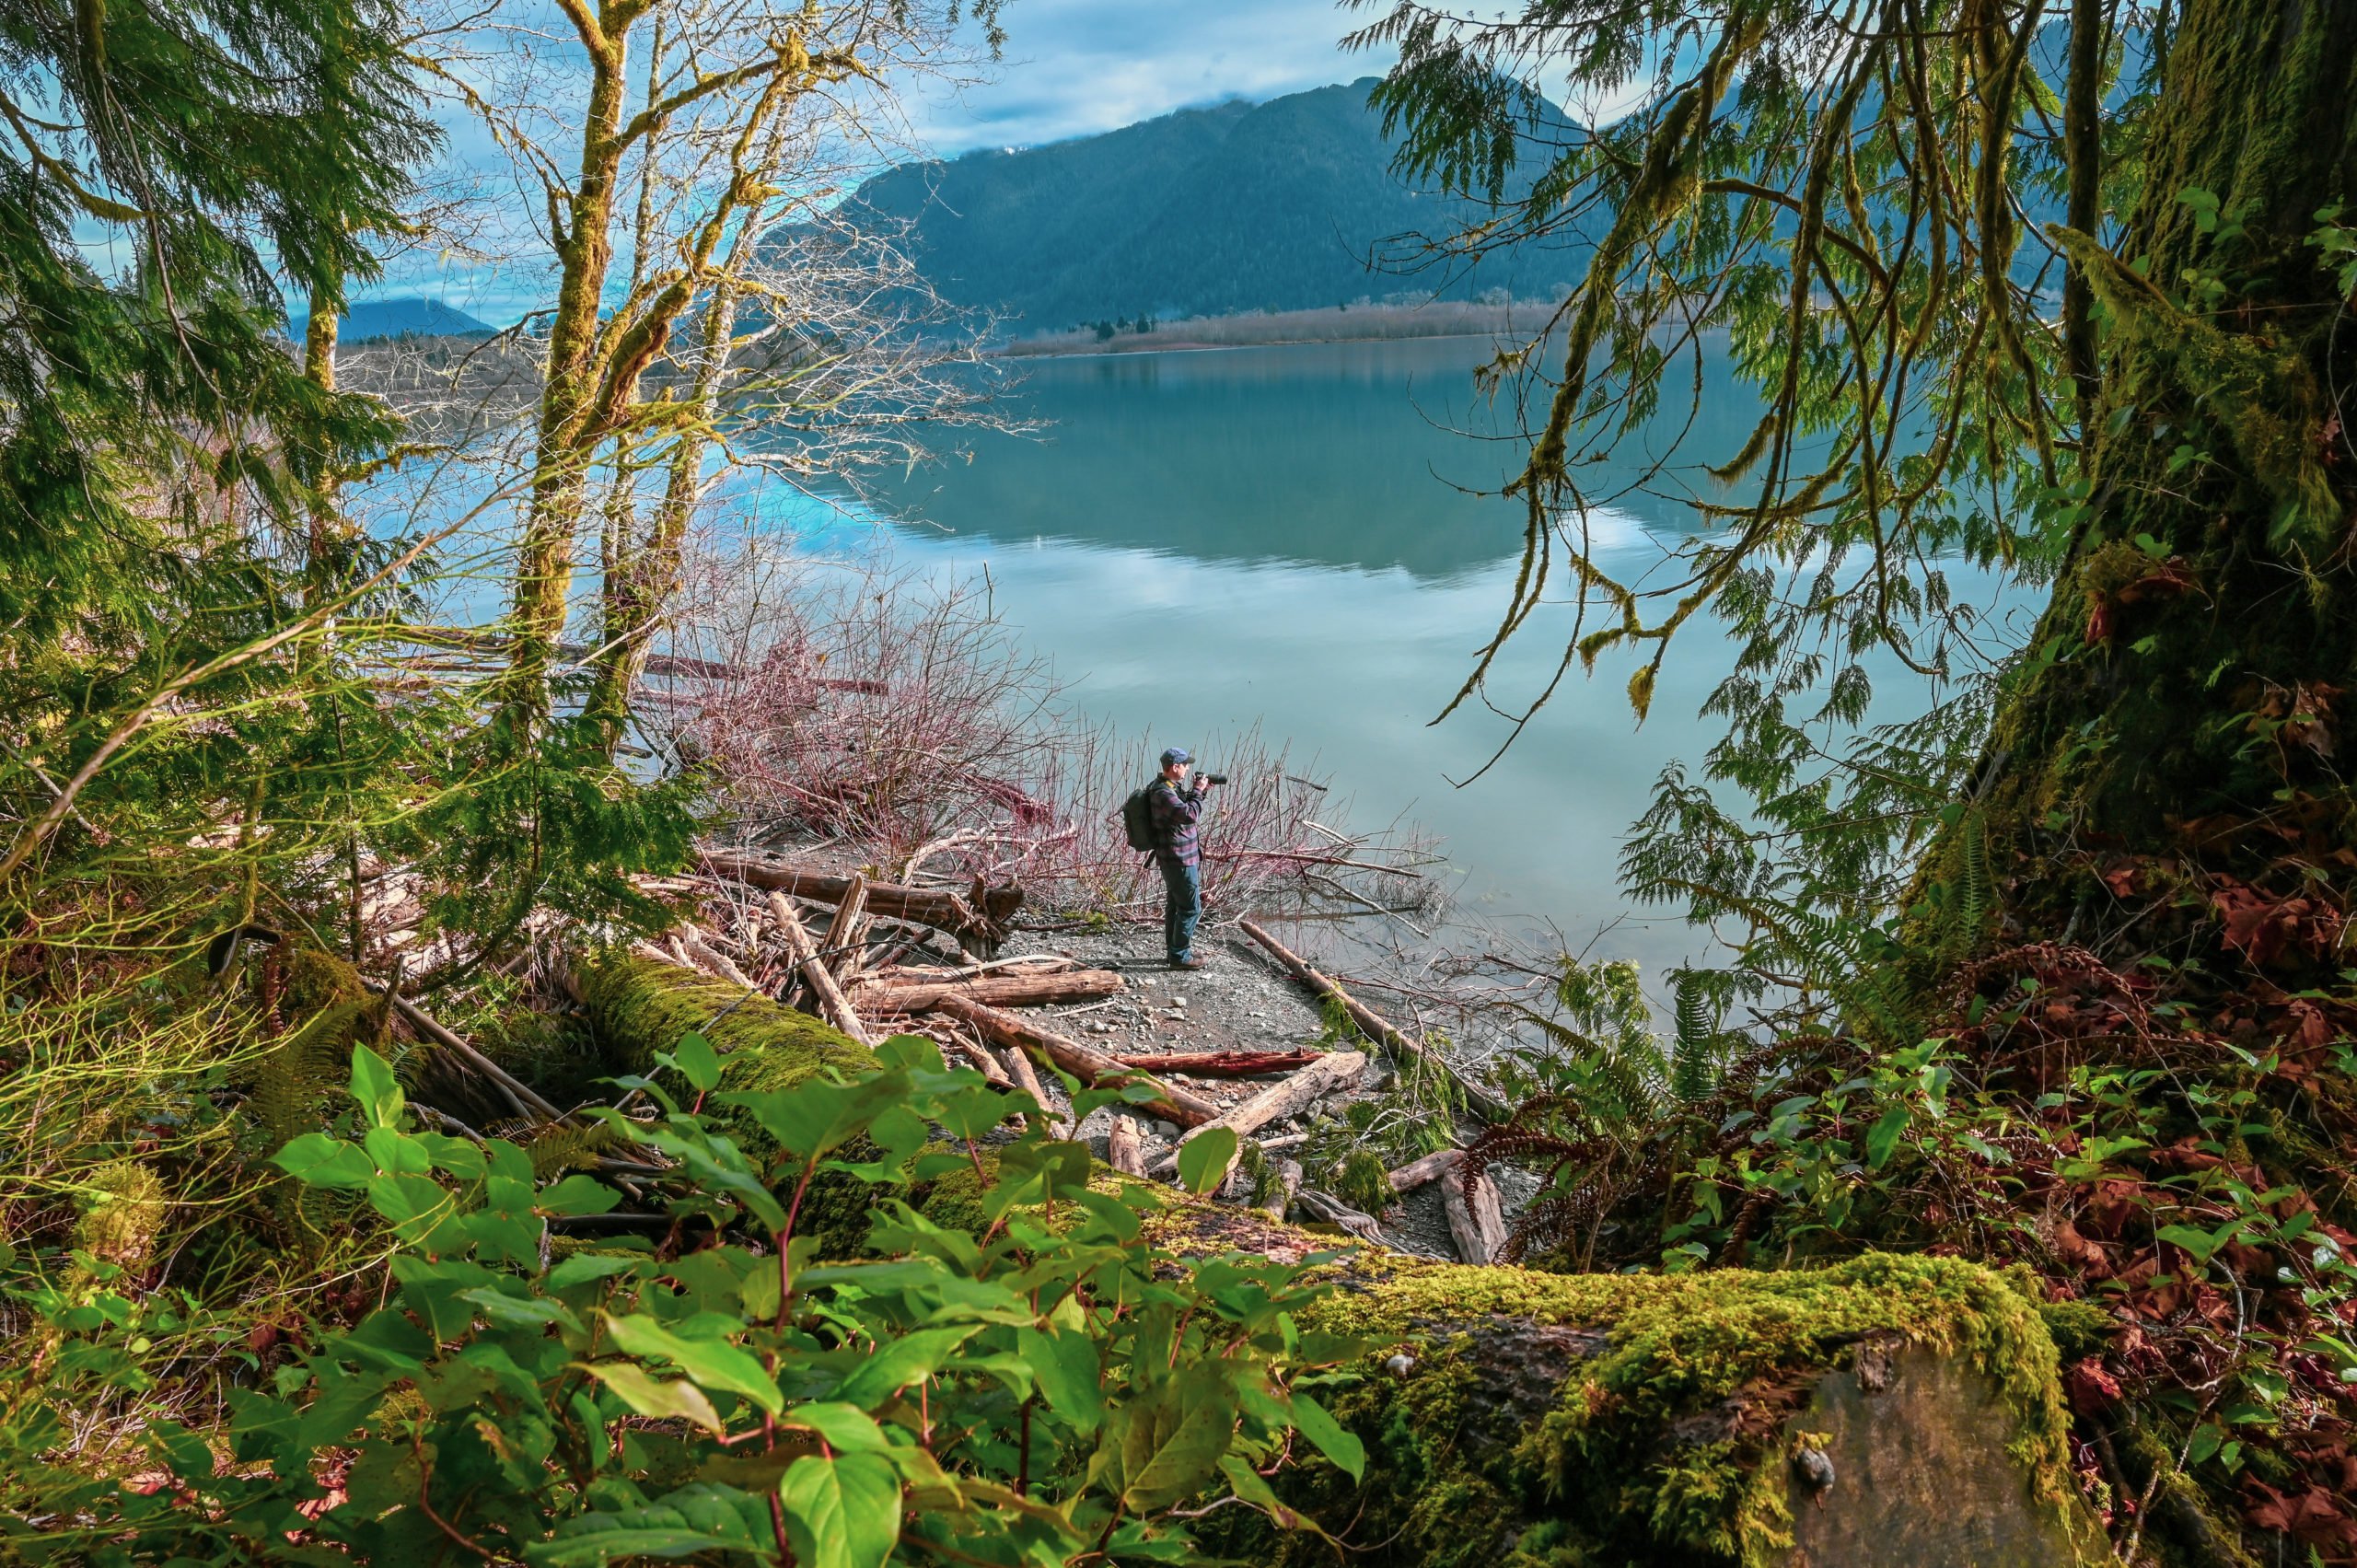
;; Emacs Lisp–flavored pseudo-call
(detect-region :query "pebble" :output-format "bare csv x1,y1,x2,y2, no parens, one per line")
1152,1120,1179,1138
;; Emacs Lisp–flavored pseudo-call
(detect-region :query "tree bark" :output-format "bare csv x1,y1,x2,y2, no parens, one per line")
583,225,751,755
507,23,632,723
1946,0,2357,936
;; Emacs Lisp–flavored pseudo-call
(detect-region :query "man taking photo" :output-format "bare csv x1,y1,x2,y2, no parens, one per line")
1147,747,1216,970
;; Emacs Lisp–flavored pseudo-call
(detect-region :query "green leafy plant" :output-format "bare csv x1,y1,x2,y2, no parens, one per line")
7,1037,1363,1564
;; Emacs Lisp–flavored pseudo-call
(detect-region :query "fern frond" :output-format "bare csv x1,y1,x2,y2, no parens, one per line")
1670,973,1720,1104
522,1121,623,1178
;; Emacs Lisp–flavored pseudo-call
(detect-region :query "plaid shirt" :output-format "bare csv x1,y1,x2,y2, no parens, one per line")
1147,778,1204,866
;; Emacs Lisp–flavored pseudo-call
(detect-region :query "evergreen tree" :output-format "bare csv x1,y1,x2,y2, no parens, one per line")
0,0,431,651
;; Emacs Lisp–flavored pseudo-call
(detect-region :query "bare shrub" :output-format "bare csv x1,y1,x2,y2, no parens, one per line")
649,541,1443,923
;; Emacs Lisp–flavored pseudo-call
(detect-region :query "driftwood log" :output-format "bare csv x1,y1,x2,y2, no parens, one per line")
921,1022,1009,1086
570,954,2105,1568
1260,1157,1303,1220
1442,1167,1509,1265
818,873,870,981
1293,1187,1390,1246
1108,1049,1320,1076
857,968,1125,1011
1106,1115,1145,1176
992,1040,1064,1136
1388,1146,1466,1193
768,893,874,1047
1149,1051,1365,1177
934,994,1222,1128
672,924,758,992
702,848,1020,949
1238,918,1510,1121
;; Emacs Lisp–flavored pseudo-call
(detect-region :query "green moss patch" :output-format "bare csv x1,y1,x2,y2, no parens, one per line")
574,954,873,1149
1211,1251,2080,1568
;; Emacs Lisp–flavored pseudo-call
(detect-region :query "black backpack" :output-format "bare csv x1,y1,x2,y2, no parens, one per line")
1120,781,1162,852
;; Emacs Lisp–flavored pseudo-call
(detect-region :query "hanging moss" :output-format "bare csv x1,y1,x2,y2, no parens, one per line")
2054,227,2335,547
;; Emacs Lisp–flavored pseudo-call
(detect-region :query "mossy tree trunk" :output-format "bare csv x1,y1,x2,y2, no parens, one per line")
505,19,633,730
1947,0,2357,931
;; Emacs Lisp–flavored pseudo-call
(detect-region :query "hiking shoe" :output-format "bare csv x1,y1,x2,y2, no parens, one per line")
1169,956,1207,971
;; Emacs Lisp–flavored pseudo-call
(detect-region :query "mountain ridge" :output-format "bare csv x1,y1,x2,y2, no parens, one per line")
851,80,1584,331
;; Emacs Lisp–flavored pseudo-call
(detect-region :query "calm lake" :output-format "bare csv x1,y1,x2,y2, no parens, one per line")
772,334,1819,981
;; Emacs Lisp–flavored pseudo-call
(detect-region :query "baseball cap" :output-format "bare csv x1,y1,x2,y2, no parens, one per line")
1160,746,1193,766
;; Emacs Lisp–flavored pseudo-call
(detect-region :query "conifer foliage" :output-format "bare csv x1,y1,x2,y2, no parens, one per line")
0,0,430,643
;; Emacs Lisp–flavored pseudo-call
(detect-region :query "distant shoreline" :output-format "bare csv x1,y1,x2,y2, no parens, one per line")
990,299,1563,359
994,331,1506,362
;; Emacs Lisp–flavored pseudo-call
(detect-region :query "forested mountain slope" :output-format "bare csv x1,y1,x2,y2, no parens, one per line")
848,81,1586,328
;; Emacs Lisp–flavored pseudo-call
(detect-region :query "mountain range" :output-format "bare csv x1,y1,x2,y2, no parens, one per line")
849,80,1585,332
330,83,1579,346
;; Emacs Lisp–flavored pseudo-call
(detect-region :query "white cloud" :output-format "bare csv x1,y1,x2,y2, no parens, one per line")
908,0,1387,153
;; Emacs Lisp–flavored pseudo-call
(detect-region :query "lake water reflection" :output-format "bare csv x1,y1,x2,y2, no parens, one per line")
772,334,1793,980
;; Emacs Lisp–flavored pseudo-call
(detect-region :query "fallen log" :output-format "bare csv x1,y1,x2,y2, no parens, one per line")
934,994,1220,1128
1148,1051,1365,1177
1106,1115,1145,1176
891,954,1077,980
932,1028,1011,1086
857,968,1124,1012
701,848,1020,947
1443,1167,1508,1265
1107,1048,1320,1076
1238,917,1510,1121
768,893,874,1048
992,1039,1064,1135
1294,1186,1389,1246
1388,1146,1466,1193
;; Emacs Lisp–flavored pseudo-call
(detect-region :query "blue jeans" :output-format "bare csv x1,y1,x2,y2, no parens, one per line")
1159,856,1202,961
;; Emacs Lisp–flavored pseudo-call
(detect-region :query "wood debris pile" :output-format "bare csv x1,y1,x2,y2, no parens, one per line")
609,848,1514,1266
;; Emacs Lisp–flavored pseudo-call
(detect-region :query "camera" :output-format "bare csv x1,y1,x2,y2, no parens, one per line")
1199,772,1229,786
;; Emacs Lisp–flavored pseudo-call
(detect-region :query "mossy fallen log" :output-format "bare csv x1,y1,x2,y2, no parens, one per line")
574,953,872,1092
575,955,2108,1568
1272,1255,2107,1568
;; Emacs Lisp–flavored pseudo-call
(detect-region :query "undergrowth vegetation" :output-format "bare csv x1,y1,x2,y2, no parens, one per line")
3,1031,1364,1564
